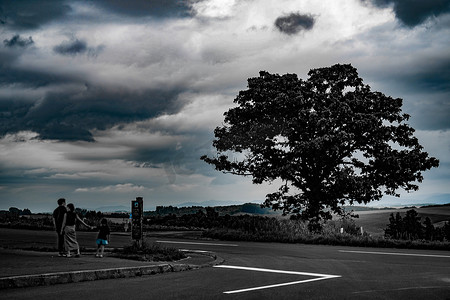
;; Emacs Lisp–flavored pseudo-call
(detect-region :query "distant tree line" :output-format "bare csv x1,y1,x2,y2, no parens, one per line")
384,209,450,241
74,208,105,223
0,207,111,230
145,207,357,236
3,207,32,216
0,207,52,230
145,207,221,229
149,206,207,217
147,203,275,217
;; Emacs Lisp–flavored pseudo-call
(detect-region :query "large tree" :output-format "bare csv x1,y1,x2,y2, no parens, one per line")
201,64,439,223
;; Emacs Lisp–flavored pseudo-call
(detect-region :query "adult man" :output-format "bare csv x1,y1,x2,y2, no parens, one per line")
52,198,67,256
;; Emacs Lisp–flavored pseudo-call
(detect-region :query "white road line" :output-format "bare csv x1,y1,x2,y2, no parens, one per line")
179,249,211,253
214,265,341,294
156,240,238,247
215,265,340,277
339,250,450,258
222,277,332,294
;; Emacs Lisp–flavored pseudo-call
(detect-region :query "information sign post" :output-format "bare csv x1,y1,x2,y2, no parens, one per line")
131,197,143,243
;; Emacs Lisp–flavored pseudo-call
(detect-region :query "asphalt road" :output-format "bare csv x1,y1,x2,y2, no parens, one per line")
2,229,450,299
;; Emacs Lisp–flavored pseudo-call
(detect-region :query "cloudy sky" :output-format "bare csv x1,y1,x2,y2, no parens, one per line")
1,0,449,212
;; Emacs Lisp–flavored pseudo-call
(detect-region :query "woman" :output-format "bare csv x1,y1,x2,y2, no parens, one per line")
60,203,91,257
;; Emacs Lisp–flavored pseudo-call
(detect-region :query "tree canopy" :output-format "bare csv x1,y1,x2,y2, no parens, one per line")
201,64,439,223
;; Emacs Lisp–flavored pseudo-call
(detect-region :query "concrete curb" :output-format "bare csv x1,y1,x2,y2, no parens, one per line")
0,251,224,290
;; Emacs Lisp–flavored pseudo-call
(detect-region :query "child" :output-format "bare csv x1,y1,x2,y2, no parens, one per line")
95,218,110,258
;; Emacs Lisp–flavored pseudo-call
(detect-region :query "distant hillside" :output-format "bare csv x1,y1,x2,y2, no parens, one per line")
177,200,244,208
352,204,450,236
341,206,395,212
145,203,450,218
95,205,129,213
145,203,278,217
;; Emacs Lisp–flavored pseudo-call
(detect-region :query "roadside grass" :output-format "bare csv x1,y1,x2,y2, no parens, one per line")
203,228,450,250
202,218,450,251
112,240,187,262
0,238,187,262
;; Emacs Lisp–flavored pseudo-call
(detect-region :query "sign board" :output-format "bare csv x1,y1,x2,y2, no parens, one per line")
131,197,143,240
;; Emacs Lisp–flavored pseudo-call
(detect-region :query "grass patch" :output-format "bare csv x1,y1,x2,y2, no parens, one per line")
203,223,450,251
113,240,187,262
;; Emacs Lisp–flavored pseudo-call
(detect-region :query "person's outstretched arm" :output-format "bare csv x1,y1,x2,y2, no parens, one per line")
76,214,91,229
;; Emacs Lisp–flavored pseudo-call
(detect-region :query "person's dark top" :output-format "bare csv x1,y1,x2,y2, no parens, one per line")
97,225,110,240
53,206,67,230
66,211,77,226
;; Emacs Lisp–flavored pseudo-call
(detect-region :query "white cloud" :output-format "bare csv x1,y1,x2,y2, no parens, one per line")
143,92,234,133
191,0,237,18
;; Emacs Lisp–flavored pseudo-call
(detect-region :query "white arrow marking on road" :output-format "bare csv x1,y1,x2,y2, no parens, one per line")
214,265,341,294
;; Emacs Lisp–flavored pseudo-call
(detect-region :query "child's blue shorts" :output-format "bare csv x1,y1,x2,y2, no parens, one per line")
96,239,108,245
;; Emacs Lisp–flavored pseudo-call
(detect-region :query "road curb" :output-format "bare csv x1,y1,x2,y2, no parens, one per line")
0,251,224,289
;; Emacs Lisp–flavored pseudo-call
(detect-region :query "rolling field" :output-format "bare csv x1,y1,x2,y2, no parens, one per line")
352,206,450,236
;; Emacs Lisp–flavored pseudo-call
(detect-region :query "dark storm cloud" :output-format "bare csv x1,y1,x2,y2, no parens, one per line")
123,132,216,183
94,0,192,18
400,60,450,130
0,0,190,32
53,39,88,56
0,86,183,142
0,49,74,87
367,56,450,130
275,12,315,35
365,0,450,27
381,56,450,94
408,62,450,93
0,0,71,30
3,35,34,48
0,66,71,87
410,98,450,130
